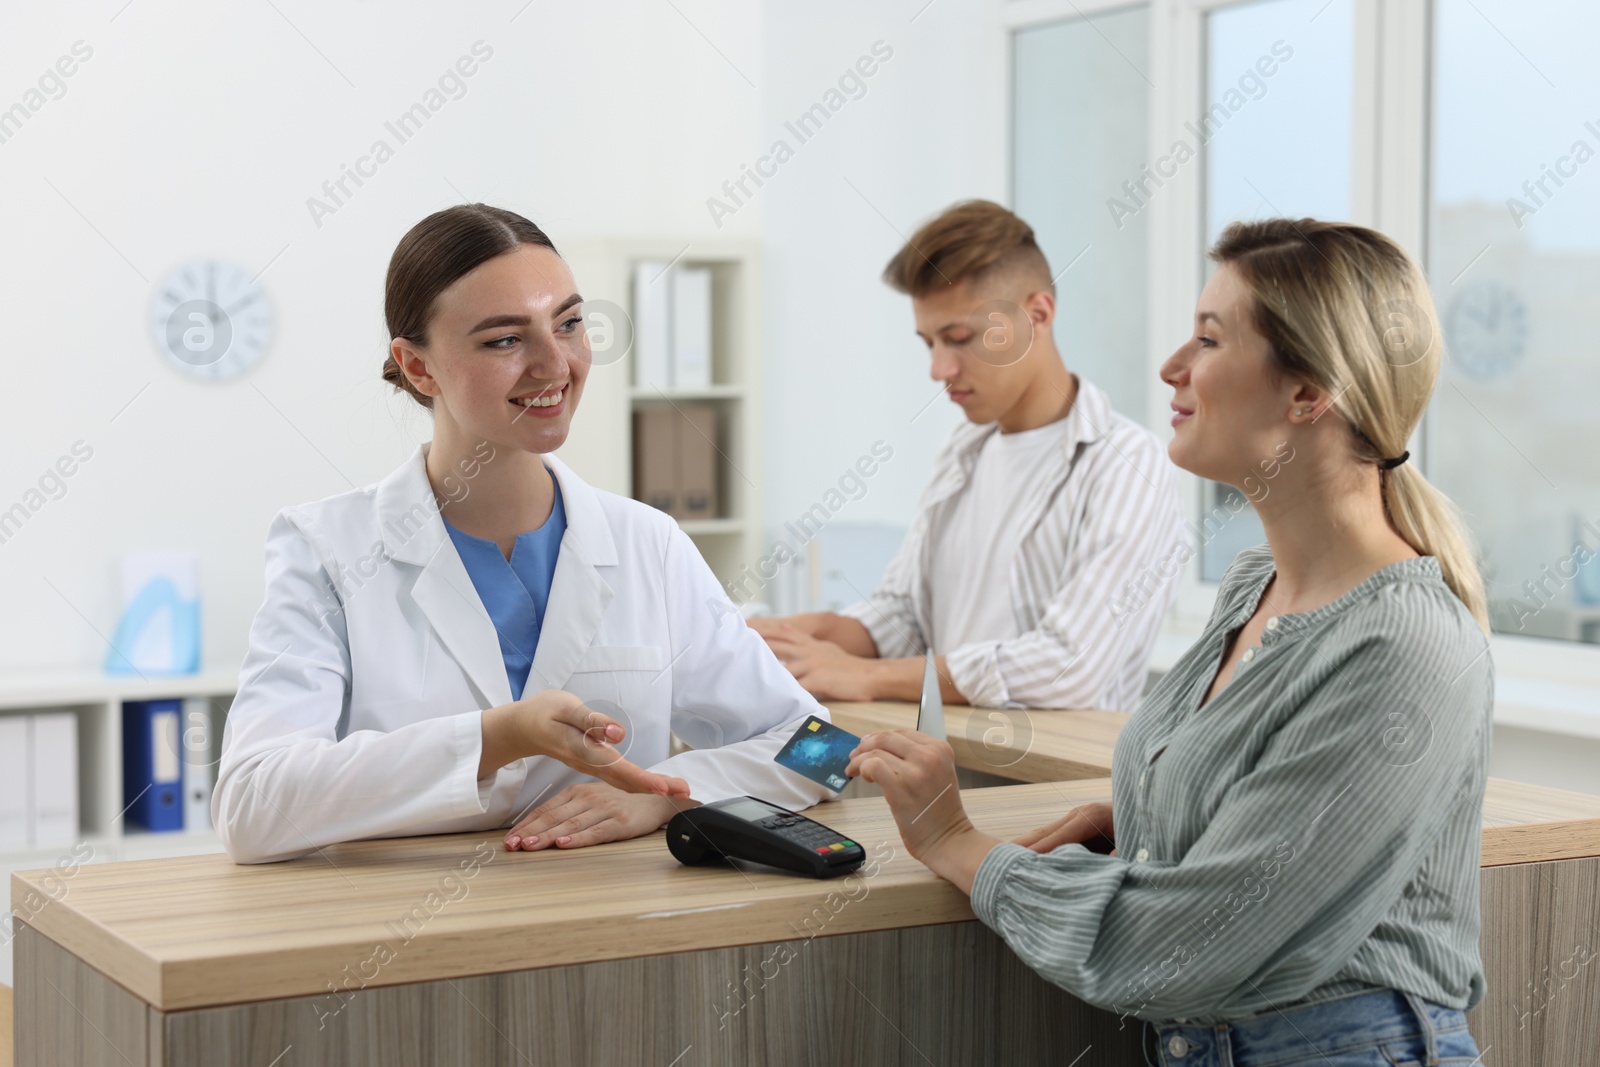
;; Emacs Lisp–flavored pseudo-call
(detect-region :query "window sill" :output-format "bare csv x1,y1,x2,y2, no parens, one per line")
1150,622,1600,740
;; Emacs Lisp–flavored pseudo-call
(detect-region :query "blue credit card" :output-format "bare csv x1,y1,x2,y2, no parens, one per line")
773,715,861,792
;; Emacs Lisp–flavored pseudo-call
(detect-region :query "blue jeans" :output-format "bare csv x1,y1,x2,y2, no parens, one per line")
1141,988,1482,1066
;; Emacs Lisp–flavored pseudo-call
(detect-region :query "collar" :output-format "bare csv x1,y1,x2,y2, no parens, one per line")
939,373,1113,486
375,442,616,568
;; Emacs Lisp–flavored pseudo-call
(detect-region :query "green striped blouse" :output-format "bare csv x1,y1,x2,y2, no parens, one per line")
969,543,1494,1024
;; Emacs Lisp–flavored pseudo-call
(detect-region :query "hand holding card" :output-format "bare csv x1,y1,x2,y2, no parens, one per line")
773,715,862,792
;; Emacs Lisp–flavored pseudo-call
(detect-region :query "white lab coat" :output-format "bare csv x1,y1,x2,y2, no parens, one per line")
214,442,833,863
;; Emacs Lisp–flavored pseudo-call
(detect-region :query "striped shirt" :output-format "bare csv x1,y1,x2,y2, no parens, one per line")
970,544,1495,1024
838,375,1187,709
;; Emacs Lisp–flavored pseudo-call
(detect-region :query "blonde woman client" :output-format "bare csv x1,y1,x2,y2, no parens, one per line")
215,204,833,864
851,220,1491,1065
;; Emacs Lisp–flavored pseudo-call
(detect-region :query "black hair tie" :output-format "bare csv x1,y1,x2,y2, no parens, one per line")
1379,451,1410,471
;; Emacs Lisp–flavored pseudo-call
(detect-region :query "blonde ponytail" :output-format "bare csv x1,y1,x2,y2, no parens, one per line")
1383,464,1490,632
1211,219,1490,633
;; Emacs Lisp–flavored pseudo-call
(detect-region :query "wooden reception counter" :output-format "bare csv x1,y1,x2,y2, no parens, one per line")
13,779,1600,1066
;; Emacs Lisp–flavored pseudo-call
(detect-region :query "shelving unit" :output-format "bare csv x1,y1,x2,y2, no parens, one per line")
0,667,236,985
557,238,764,601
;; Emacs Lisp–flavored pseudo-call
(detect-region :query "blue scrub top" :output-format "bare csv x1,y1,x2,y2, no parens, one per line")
442,479,567,702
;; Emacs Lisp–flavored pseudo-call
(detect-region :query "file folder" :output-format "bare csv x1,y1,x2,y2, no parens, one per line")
678,403,719,519
671,266,713,388
633,407,680,515
0,716,29,851
182,697,214,831
632,260,672,388
32,712,78,849
631,405,720,520
123,698,185,832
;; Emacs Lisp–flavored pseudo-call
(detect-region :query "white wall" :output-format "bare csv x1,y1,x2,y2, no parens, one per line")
1,0,1014,672
0,0,772,673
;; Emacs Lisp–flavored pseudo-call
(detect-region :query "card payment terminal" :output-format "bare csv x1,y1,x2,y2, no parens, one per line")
667,796,866,878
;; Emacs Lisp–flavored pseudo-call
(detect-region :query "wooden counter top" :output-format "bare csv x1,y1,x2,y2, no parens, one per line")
1479,776,1600,866
13,778,1600,1014
14,782,1107,1012
825,700,1127,781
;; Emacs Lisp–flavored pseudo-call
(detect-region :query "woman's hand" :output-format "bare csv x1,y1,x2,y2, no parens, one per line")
480,689,690,799
1013,801,1117,855
504,782,695,851
845,728,998,893
846,729,967,858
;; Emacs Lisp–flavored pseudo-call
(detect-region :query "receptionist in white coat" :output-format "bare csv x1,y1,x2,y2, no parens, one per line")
214,203,833,864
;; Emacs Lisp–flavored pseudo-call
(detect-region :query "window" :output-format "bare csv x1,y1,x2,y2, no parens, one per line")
1430,0,1600,644
1204,0,1353,244
1009,0,1600,660
1199,0,1354,579
1012,4,1152,424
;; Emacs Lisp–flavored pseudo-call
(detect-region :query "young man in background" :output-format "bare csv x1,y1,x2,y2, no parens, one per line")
751,200,1185,711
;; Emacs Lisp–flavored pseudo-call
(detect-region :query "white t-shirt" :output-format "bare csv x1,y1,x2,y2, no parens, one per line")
927,420,1066,652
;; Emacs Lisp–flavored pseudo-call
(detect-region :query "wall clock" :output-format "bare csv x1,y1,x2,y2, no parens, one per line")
1445,279,1528,383
149,260,273,381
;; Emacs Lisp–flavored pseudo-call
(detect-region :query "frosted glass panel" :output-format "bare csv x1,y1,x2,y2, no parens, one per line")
1430,0,1600,643
1205,0,1353,242
1199,0,1354,580
1012,6,1151,425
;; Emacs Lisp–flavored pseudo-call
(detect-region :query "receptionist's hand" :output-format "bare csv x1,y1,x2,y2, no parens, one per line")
486,689,690,800
504,782,697,851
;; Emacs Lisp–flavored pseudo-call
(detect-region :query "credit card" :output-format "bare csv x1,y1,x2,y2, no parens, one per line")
773,715,861,792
